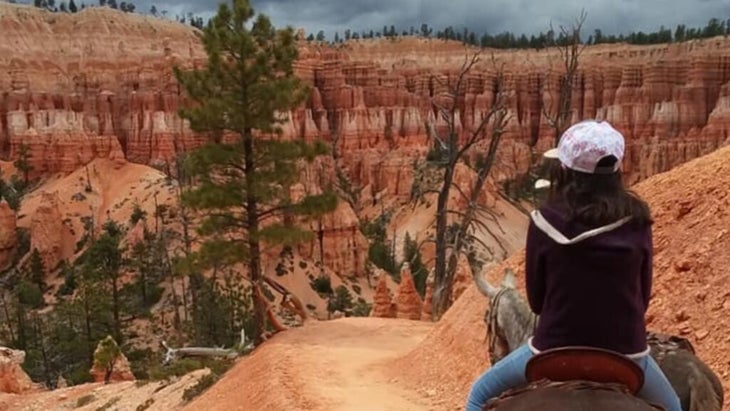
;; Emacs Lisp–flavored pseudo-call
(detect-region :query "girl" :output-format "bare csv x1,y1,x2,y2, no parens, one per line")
465,120,681,411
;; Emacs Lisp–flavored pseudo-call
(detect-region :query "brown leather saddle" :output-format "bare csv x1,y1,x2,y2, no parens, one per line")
525,346,645,395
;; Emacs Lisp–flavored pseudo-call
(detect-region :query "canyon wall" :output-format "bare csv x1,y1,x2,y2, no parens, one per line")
2,5,729,185
2,3,730,276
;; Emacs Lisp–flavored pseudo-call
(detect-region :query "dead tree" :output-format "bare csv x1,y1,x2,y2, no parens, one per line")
512,11,587,206
161,328,252,365
543,10,588,145
426,50,511,320
262,276,309,322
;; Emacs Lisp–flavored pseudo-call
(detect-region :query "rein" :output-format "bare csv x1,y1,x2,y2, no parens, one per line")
486,287,510,358
486,287,539,363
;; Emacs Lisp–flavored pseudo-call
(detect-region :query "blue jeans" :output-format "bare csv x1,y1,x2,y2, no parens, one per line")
465,344,682,411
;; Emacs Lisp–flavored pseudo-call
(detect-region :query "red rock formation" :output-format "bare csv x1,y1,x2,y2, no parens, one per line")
3,3,730,279
3,5,728,185
369,270,394,318
90,338,135,383
28,192,73,270
0,4,208,174
0,201,16,271
394,263,423,320
0,347,34,394
292,157,368,277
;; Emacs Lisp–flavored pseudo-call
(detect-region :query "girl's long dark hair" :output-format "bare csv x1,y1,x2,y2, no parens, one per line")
547,157,653,228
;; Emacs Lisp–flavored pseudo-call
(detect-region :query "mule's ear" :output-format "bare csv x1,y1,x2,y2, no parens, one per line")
502,268,516,288
474,270,499,299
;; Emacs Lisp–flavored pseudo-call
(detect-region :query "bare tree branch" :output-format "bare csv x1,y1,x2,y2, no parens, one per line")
428,49,511,320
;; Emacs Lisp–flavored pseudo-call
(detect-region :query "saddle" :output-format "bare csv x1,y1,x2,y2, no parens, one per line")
483,379,665,410
525,346,645,395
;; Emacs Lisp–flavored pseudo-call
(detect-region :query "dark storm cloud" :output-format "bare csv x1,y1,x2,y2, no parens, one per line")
109,0,730,38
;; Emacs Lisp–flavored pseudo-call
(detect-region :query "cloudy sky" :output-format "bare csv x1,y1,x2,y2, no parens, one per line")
21,0,730,39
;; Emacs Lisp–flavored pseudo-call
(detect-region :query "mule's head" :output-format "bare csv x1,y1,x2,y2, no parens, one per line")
474,268,537,364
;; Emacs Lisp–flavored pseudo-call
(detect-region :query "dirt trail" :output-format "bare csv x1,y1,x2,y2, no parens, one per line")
185,318,437,411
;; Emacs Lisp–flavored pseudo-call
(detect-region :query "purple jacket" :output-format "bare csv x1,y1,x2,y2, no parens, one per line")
526,203,653,356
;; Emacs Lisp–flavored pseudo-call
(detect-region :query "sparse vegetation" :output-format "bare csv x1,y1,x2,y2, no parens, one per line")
182,373,218,402
76,394,96,408
327,285,354,314
135,398,155,411
130,203,147,225
360,214,398,277
352,298,372,317
95,396,121,411
93,335,122,384
310,275,333,295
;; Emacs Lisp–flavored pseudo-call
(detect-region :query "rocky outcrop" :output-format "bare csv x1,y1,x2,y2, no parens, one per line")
394,263,423,320
0,4,207,174
0,347,34,394
90,337,135,383
292,158,368,277
3,5,729,184
0,201,16,271
28,191,71,271
369,270,395,318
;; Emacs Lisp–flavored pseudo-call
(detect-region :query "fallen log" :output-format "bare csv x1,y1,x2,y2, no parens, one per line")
161,329,253,365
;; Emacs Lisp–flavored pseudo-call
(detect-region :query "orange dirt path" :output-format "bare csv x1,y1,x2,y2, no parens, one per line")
185,318,437,411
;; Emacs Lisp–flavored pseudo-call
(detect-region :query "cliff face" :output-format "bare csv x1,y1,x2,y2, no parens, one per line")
2,4,730,278
0,4,207,176
3,5,729,185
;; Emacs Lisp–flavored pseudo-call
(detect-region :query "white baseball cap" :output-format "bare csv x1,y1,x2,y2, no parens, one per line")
543,120,625,174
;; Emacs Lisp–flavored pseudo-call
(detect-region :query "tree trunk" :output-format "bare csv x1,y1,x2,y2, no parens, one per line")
104,361,115,385
111,278,122,344
83,287,93,362
162,234,181,331
0,294,16,343
140,261,148,306
318,219,324,271
244,129,266,346
432,165,455,320
177,172,193,324
33,315,53,388
181,276,188,324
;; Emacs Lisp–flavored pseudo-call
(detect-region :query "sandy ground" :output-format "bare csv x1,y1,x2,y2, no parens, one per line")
186,318,437,411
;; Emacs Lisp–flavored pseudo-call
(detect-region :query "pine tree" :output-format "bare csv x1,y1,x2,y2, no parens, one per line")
68,0,77,12
82,220,125,344
173,0,337,345
92,335,121,384
29,248,46,292
13,143,32,186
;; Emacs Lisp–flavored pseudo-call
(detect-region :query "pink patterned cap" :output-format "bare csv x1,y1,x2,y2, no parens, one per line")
543,120,625,174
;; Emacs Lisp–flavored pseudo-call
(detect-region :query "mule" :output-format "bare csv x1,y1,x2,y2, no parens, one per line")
473,268,724,411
